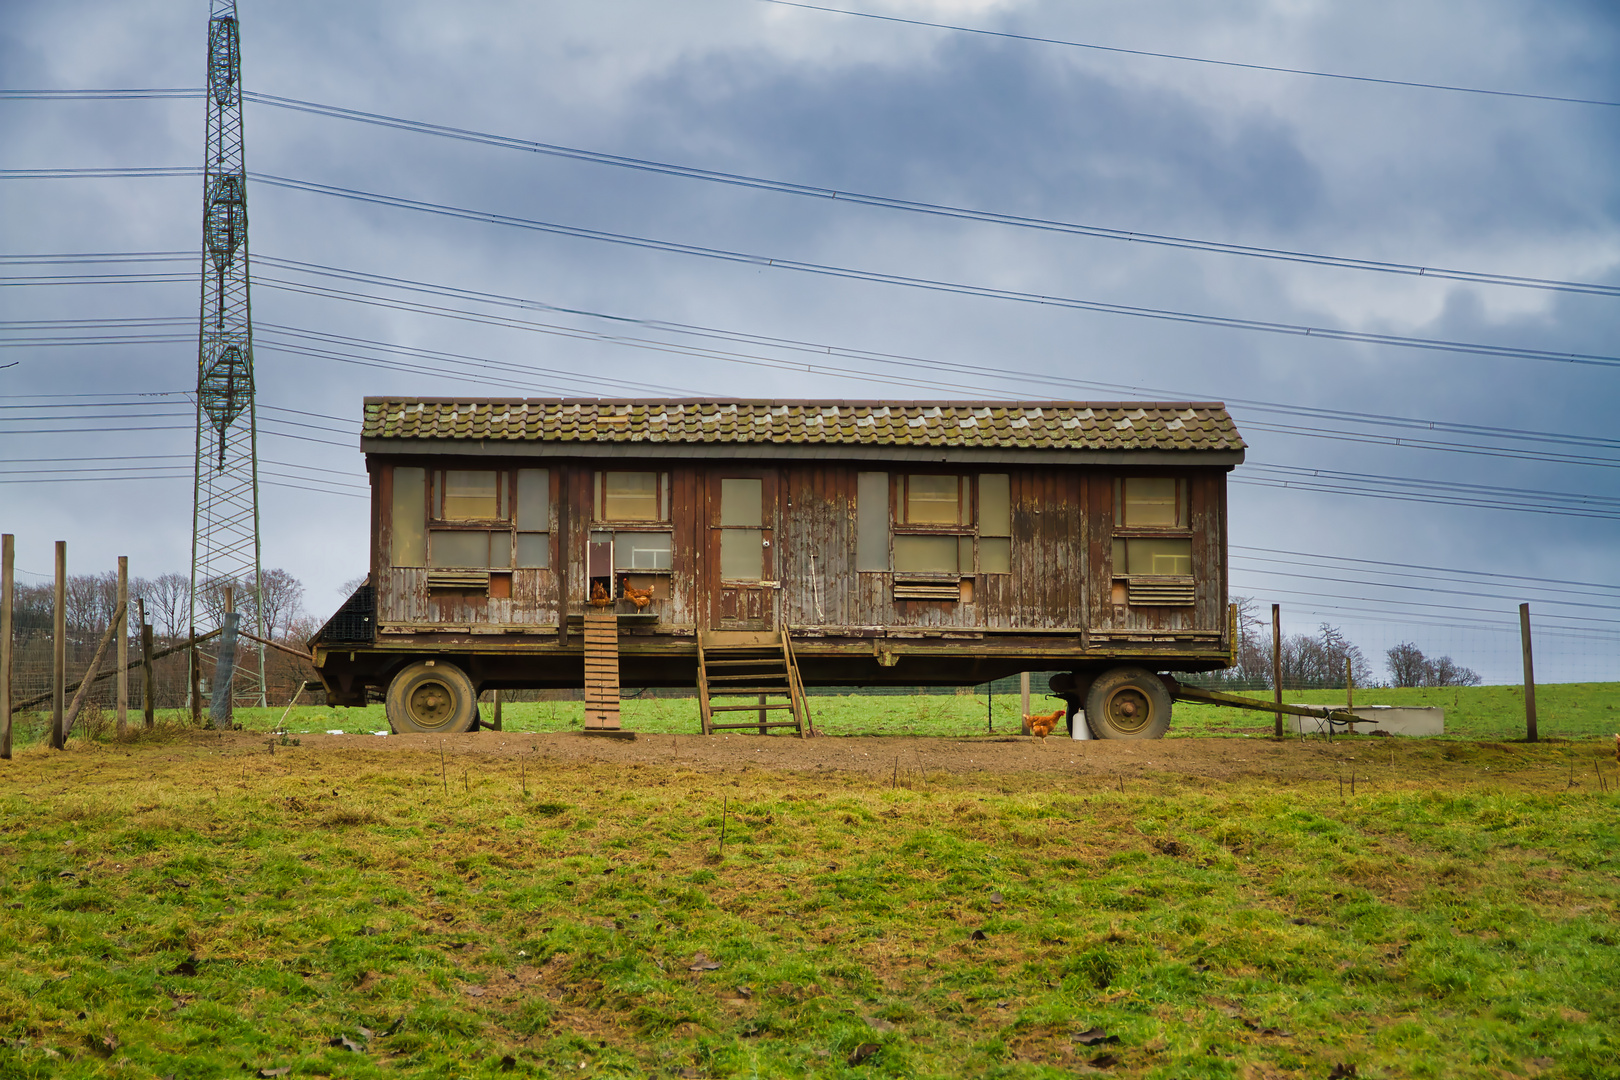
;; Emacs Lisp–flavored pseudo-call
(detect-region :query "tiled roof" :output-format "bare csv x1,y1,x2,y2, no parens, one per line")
361,399,1245,453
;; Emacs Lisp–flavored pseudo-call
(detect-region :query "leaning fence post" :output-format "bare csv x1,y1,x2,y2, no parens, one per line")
117,556,129,737
1520,602,1538,743
1271,603,1283,738
52,541,66,751
1,533,13,760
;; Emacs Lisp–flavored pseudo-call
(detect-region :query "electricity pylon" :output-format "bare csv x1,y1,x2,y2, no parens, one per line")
190,0,265,706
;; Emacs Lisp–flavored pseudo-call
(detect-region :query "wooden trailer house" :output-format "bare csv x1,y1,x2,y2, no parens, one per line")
310,398,1246,738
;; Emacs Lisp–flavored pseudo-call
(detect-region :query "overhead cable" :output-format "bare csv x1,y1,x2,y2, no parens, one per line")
252,173,1620,371
753,0,1620,110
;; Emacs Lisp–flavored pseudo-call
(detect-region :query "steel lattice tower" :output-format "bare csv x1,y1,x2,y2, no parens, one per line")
190,0,265,705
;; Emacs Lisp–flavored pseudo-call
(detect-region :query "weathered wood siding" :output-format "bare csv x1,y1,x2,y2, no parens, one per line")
370,458,1229,637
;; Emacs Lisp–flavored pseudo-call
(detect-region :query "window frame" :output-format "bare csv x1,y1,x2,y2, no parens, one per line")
415,466,556,572
887,473,1010,580
593,470,671,524
1111,475,1194,587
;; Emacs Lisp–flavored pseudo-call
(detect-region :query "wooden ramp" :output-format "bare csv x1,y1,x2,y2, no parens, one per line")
582,610,621,729
696,629,813,737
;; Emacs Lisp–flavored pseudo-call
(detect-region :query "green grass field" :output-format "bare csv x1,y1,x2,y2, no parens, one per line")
0,732,1616,1078
15,680,1604,746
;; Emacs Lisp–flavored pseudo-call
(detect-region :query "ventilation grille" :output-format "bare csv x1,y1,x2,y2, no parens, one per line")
1128,578,1195,606
428,570,490,589
894,579,961,601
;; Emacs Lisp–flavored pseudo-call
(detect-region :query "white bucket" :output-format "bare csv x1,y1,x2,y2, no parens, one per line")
1070,709,1091,740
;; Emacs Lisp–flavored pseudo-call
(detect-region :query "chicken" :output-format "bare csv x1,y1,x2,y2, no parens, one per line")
622,582,654,610
590,580,613,607
1023,708,1064,740
1614,732,1619,764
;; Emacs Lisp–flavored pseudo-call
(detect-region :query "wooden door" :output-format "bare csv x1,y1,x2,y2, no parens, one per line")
705,471,776,630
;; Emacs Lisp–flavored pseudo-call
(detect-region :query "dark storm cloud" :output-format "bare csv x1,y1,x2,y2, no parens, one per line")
1,0,1616,681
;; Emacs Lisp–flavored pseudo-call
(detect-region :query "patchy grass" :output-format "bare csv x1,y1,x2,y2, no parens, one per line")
0,735,1616,1078
7,680,1615,750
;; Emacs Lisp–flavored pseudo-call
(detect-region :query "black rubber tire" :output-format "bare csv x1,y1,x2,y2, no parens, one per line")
1083,667,1172,740
385,661,478,734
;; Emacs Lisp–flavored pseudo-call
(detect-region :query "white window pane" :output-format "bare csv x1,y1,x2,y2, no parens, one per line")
430,530,489,568
720,529,763,580
978,473,1010,537
893,535,958,574
614,531,671,570
1126,537,1191,576
603,472,660,521
515,532,550,568
391,466,425,567
720,478,762,527
906,475,961,524
856,471,889,572
515,469,549,530
1124,477,1178,527
443,470,499,520
980,537,1010,573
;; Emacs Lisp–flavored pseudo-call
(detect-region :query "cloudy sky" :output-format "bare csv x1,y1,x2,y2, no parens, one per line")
2,0,1617,684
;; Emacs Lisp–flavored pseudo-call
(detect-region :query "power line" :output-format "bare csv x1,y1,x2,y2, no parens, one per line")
253,172,1620,371
752,0,1620,110
0,89,203,99
14,123,1620,302
243,93,1620,300
1235,545,1620,593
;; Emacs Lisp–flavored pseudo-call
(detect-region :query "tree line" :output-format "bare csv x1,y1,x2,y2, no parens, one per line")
5,568,325,711
1207,596,1481,689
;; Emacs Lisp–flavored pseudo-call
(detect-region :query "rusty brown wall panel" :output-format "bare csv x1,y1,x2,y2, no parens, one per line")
1087,473,1114,631
382,567,428,624
373,463,391,595
1191,472,1220,630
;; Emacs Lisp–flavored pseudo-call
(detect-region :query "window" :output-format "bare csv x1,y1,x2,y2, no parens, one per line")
440,469,502,520
1112,537,1192,576
1120,477,1187,528
595,471,668,522
978,473,1010,574
391,466,426,567
718,477,764,581
429,530,511,569
900,474,968,525
1113,475,1193,605
614,532,672,571
514,468,549,568
856,471,889,572
886,473,1011,577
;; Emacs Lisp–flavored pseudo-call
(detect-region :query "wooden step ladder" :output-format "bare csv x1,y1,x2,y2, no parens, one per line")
582,610,621,730
696,629,813,737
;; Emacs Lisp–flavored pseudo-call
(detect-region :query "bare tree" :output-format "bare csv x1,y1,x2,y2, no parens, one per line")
133,573,190,641
1386,642,1430,687
1428,655,1482,687
246,568,306,640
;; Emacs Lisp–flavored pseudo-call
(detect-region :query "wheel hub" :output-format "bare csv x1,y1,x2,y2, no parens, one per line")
1105,687,1153,733
408,681,453,726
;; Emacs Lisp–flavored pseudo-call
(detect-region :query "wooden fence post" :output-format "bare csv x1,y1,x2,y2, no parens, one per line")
117,556,129,737
1,533,12,760
63,602,125,741
52,541,66,751
1345,656,1354,710
140,614,155,729
1520,603,1537,743
1020,671,1031,722
189,630,201,725
493,688,503,731
1271,603,1283,738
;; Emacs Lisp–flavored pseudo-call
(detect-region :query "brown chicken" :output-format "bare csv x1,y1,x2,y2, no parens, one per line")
590,580,613,607
1023,708,1064,740
622,582,654,610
